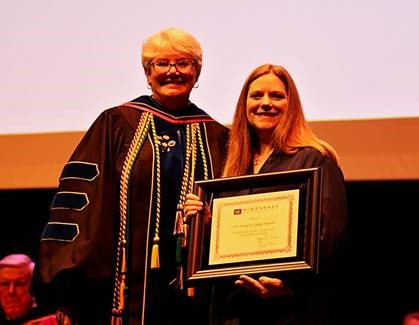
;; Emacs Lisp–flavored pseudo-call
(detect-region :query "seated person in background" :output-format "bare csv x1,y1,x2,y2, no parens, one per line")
0,254,56,325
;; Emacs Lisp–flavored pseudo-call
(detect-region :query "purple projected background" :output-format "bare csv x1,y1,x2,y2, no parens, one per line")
1,0,419,134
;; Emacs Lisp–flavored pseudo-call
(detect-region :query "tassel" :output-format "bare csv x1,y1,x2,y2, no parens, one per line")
182,223,188,248
115,243,127,321
187,287,196,297
111,315,123,325
173,205,184,236
175,236,183,264
151,236,160,269
121,244,127,273
176,265,184,291
119,274,126,310
174,204,188,292
111,309,123,325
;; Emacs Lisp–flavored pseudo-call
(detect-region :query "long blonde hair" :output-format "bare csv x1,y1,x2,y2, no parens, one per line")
223,64,339,177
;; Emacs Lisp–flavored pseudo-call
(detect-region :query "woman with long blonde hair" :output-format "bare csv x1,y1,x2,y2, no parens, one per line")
185,64,347,324
223,64,339,177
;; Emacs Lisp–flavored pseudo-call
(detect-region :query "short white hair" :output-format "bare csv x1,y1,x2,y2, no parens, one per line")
141,27,203,77
0,254,35,274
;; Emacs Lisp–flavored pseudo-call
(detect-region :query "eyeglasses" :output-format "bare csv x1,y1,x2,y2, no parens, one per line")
150,59,196,74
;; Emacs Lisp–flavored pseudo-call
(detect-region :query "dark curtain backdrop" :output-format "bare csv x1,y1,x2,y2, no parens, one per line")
1,181,418,324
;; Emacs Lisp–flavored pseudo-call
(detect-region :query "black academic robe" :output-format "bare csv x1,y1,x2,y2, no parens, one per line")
32,96,229,325
210,147,348,325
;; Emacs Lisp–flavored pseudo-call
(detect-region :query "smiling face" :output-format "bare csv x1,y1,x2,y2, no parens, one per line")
246,72,288,140
146,54,198,110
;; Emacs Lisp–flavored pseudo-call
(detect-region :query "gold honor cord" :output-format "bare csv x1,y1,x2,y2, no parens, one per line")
111,118,209,323
173,123,210,293
196,124,209,181
150,117,162,269
112,112,152,324
173,124,194,291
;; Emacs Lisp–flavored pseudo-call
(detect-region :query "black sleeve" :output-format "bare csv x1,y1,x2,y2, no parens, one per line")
31,108,132,321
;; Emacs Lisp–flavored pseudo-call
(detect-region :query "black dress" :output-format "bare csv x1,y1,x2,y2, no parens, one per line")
210,148,348,325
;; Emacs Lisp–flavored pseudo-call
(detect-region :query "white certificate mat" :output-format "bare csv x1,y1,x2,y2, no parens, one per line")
208,189,299,265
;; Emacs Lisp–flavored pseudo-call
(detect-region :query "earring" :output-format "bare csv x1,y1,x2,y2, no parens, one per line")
147,83,152,90
193,82,199,89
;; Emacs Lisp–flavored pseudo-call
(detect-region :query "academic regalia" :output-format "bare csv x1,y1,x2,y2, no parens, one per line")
32,96,229,325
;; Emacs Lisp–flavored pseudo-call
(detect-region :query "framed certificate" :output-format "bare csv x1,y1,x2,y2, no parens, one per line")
186,167,321,285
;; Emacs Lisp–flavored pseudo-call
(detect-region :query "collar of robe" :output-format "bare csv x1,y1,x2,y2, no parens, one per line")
123,95,214,124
